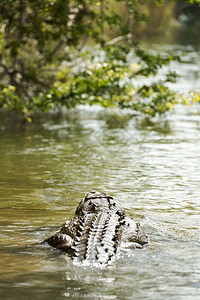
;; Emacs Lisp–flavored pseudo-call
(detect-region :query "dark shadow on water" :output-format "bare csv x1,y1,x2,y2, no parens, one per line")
0,108,173,136
135,117,172,134
98,111,134,129
0,110,83,132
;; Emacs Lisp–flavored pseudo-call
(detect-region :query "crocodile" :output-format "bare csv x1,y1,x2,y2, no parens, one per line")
44,190,148,265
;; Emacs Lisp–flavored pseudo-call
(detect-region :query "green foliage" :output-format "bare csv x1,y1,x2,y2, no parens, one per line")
0,0,199,121
25,44,181,117
0,84,22,111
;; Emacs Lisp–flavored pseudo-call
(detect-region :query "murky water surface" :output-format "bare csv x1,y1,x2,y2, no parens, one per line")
0,46,200,299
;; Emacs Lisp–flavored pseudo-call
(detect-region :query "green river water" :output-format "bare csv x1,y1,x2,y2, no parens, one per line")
0,45,200,299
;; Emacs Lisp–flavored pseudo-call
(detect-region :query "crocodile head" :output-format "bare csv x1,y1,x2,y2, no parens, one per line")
75,190,125,216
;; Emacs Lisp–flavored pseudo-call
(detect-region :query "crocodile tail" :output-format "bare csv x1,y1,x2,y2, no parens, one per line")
85,212,109,262
96,212,123,264
72,212,95,261
72,211,125,264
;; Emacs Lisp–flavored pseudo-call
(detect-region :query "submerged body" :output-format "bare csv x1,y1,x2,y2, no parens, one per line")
44,191,148,264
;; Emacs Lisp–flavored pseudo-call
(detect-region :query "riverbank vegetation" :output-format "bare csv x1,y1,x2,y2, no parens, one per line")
0,0,200,122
